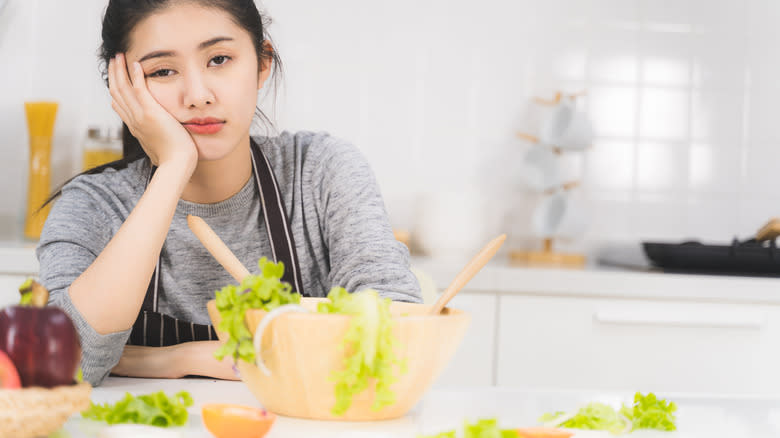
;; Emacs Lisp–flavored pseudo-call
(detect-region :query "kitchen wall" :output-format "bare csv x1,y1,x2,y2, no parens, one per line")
0,0,777,255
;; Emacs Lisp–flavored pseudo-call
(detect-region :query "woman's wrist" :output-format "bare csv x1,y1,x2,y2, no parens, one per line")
156,158,196,191
170,342,192,378
173,341,213,377
112,344,182,379
112,342,238,380
180,341,239,380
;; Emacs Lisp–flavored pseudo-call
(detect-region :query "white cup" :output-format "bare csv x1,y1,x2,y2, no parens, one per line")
414,190,491,259
531,190,588,238
519,145,560,192
539,101,594,150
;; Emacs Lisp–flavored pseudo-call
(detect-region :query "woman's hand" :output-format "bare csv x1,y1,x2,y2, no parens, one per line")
108,53,198,174
111,341,240,381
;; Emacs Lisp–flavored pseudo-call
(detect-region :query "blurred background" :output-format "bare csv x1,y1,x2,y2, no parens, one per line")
0,0,774,260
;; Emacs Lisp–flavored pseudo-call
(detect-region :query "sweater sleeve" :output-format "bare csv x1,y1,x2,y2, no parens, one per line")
36,178,132,387
310,136,422,303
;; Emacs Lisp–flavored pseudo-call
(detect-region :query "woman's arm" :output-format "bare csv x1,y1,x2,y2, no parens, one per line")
68,161,193,335
68,54,198,335
111,341,239,381
311,137,422,303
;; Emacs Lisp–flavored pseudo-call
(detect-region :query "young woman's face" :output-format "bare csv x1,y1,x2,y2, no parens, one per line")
125,3,268,161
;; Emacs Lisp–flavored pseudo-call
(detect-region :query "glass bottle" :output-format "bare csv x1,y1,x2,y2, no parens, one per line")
24,102,58,240
82,126,122,171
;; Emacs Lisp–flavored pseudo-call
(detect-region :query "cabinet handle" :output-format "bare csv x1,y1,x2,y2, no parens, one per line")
593,311,765,330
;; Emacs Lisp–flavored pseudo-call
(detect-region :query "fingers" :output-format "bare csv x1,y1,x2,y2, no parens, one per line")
113,54,144,118
110,100,129,126
128,59,156,108
107,57,131,124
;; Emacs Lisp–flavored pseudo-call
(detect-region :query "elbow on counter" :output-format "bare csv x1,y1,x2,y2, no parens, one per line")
48,287,131,387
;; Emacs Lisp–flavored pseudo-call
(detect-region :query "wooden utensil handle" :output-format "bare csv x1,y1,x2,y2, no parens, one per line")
187,214,250,283
756,218,780,241
429,234,507,315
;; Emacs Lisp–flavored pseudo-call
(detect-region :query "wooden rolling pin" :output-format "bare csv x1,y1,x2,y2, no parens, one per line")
187,214,250,283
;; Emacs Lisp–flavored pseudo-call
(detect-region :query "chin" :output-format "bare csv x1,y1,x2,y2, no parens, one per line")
193,137,238,162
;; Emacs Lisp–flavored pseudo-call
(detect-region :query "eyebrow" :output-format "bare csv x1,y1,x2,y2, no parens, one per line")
138,36,235,63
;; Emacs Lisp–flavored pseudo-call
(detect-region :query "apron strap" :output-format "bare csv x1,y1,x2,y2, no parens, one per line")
249,138,305,295
128,139,305,347
139,164,160,314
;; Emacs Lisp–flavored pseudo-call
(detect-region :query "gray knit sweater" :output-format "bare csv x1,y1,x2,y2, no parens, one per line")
36,131,421,386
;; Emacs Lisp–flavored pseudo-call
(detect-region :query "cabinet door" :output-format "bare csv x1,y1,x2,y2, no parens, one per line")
433,293,497,388
496,295,780,395
0,275,33,308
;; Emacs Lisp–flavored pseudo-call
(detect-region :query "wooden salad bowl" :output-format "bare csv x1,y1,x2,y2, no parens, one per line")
207,297,470,421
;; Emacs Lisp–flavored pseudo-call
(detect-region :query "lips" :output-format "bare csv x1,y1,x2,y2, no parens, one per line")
182,117,225,135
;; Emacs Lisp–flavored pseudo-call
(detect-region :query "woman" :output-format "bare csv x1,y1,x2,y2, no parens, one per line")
36,0,421,386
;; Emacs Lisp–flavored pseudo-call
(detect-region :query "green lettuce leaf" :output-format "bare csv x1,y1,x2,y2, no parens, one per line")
48,430,71,438
541,402,627,434
540,392,677,434
620,392,677,431
81,391,193,427
420,432,457,438
418,418,519,438
317,287,406,416
214,262,407,417
213,257,301,364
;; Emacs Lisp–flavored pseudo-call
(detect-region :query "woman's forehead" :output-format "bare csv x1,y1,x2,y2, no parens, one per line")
127,3,245,57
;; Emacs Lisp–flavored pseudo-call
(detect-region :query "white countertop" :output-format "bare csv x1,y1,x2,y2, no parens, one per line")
3,239,780,304
0,239,38,274
55,377,780,437
412,255,780,305
0,216,39,274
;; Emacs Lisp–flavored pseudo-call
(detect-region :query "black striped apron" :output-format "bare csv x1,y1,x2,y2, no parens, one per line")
127,139,306,347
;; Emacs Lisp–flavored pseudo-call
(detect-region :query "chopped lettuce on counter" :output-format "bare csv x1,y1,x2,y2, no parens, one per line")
540,402,628,434
620,392,677,431
540,392,676,434
82,391,193,427
418,418,519,438
213,257,301,364
318,287,406,416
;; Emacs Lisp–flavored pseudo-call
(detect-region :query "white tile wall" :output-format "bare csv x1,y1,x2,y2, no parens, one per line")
0,0,116,234
1,0,779,253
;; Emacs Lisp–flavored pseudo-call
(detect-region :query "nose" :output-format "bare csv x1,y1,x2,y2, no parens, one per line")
181,68,215,108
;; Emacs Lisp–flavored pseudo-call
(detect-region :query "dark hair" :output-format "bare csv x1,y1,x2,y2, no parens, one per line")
42,0,282,207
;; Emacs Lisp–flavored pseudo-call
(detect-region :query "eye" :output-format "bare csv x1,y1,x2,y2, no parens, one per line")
208,55,231,67
148,69,176,78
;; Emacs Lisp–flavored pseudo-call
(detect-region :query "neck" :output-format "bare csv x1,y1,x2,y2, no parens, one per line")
181,135,253,204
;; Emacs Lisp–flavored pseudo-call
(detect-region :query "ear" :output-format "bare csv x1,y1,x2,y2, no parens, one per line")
258,41,273,90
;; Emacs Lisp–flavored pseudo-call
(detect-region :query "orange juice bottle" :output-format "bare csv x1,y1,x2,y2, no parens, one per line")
82,126,122,171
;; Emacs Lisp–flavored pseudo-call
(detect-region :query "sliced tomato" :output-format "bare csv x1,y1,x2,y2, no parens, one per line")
0,350,21,389
516,427,574,438
202,403,276,438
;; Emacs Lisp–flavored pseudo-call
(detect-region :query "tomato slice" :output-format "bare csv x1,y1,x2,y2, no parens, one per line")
516,427,574,438
202,403,276,438
0,350,21,389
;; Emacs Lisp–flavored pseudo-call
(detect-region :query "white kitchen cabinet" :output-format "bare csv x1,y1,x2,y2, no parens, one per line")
496,294,780,395
0,274,34,308
432,292,497,388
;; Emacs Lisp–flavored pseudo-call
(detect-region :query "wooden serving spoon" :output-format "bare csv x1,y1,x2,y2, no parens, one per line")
428,234,507,315
187,215,249,283
188,213,507,316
